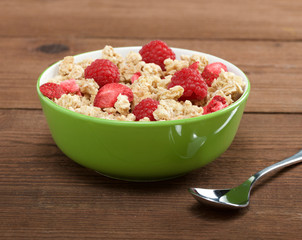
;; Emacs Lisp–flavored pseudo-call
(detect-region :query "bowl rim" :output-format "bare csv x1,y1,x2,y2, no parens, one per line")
37,46,251,127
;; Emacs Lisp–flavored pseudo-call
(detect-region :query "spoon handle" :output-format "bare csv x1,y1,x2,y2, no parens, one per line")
251,149,302,186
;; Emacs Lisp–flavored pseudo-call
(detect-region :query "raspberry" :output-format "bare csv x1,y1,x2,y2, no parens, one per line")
168,67,207,101
189,62,199,71
40,82,65,99
133,98,159,121
131,72,141,83
139,40,176,71
203,95,228,114
202,62,227,87
94,83,133,108
60,79,81,96
85,59,120,87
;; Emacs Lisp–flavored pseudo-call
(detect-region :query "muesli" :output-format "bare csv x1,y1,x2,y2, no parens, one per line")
39,40,245,121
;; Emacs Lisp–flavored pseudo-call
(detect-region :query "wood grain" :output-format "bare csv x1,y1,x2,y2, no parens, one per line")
0,37,302,112
1,0,302,41
0,109,302,239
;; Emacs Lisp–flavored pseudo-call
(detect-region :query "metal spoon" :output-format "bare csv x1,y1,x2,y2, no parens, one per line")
189,150,302,209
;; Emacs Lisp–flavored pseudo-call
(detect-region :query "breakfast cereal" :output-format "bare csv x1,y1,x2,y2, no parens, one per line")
40,40,246,121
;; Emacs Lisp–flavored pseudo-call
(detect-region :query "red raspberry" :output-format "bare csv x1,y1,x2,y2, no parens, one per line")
139,40,176,71
189,62,199,71
131,72,141,83
202,62,227,87
203,95,228,114
85,59,120,87
133,98,159,121
168,67,207,101
40,82,65,99
60,79,81,96
94,83,133,108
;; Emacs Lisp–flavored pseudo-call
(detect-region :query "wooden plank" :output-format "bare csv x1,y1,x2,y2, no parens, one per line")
1,0,302,41
0,109,302,239
1,37,302,112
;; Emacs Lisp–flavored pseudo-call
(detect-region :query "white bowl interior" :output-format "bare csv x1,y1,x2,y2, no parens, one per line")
39,47,248,92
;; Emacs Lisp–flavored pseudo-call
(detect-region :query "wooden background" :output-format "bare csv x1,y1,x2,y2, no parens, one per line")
1,0,301,239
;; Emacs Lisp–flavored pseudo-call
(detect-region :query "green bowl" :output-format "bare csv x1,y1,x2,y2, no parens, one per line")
37,47,250,181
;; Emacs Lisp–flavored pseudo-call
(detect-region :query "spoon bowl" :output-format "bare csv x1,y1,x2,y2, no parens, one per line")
189,150,302,208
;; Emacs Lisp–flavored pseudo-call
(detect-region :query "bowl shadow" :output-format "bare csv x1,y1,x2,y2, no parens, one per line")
54,150,221,196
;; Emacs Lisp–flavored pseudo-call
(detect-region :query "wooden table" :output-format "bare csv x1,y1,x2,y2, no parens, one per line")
1,0,301,239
